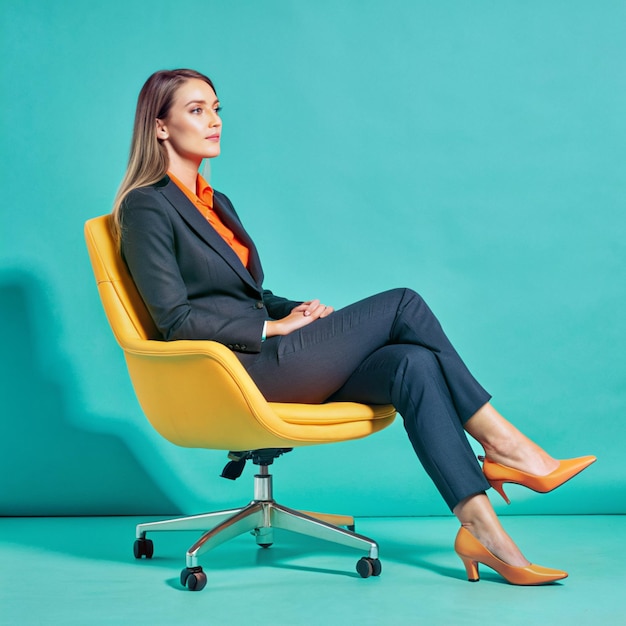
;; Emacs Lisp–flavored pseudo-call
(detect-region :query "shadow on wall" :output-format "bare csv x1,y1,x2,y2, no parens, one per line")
0,271,180,516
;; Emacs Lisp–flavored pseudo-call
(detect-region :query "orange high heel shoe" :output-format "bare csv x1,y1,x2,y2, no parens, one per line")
454,527,568,585
480,455,596,504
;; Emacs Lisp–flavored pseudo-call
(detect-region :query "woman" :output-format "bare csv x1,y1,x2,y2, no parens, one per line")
112,69,595,585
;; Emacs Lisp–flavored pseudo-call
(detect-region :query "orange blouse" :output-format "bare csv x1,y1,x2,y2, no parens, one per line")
168,171,250,268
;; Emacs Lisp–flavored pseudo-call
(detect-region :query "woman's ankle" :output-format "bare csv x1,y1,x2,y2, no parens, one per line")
465,405,558,475
454,494,530,567
484,440,559,476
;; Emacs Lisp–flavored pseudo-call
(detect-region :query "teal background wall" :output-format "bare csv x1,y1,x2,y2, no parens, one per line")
1,1,624,517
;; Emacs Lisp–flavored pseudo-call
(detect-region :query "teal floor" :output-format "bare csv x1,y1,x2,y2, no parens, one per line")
0,515,621,625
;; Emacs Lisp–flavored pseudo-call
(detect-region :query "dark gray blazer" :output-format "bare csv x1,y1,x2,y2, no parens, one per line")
120,176,300,354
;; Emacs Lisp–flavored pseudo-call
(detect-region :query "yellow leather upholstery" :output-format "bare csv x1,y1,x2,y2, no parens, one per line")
84,215,396,452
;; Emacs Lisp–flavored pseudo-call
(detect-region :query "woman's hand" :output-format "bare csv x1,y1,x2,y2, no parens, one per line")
265,299,334,337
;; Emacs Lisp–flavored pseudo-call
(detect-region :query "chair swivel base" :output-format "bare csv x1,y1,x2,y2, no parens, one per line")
134,465,382,591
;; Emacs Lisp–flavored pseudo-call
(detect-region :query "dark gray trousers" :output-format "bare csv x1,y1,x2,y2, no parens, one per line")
242,288,491,510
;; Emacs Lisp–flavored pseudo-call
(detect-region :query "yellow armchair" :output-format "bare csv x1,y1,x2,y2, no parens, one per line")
84,214,396,591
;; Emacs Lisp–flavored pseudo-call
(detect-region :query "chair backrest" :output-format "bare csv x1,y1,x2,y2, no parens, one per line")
84,215,160,345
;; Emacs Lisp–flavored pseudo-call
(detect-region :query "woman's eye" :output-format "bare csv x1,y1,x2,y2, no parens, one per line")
191,107,202,114
214,106,222,114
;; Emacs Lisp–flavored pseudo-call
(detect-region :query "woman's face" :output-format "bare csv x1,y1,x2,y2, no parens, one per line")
156,78,222,165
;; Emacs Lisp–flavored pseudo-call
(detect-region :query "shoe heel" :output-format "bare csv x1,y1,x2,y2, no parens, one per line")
490,480,511,505
460,556,480,582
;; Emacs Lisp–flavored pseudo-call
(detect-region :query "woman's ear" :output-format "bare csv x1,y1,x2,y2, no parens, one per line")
155,118,169,140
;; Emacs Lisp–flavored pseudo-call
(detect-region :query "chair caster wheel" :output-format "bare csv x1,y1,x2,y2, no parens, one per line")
180,566,207,591
258,543,273,549
356,557,382,578
133,538,154,559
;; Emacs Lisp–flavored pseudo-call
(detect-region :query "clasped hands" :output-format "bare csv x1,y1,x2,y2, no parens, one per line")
265,299,334,338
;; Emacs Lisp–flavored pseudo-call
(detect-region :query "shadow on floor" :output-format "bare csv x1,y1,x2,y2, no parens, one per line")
1,510,469,587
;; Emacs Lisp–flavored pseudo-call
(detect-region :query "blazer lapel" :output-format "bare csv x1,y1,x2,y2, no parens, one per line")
157,179,262,291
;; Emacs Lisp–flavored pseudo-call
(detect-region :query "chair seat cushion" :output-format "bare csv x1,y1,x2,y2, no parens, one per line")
271,402,396,425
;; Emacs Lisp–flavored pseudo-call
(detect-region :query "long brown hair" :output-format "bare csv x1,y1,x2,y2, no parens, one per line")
111,69,216,244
